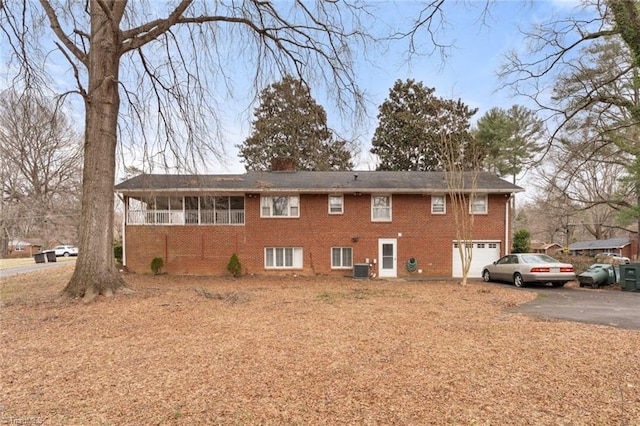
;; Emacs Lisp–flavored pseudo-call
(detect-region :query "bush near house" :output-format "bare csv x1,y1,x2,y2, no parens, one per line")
150,257,164,275
113,243,123,265
227,253,242,277
512,229,531,253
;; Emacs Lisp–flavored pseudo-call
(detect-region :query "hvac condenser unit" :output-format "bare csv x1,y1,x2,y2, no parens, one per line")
353,263,370,279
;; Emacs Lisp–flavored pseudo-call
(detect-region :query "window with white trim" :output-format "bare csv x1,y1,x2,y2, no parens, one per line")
470,194,488,214
331,247,353,269
371,195,392,221
261,195,299,217
328,195,344,214
264,247,303,269
431,195,446,214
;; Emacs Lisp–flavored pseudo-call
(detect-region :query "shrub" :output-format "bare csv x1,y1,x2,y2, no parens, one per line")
227,253,242,277
113,243,123,261
150,257,164,275
512,229,531,253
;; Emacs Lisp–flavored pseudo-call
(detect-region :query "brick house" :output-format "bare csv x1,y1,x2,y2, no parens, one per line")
114,169,523,278
7,240,42,258
568,237,638,261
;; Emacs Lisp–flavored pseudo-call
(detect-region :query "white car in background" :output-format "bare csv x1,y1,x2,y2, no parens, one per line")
599,253,630,264
52,245,79,257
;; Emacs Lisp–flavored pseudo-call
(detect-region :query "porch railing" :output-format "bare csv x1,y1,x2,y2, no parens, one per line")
127,209,245,225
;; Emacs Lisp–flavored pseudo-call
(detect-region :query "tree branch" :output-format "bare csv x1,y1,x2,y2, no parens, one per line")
38,0,87,65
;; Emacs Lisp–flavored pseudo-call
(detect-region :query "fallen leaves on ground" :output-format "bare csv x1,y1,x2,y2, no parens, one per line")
1,266,639,425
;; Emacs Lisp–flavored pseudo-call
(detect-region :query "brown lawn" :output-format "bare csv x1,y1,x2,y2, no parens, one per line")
1,264,639,425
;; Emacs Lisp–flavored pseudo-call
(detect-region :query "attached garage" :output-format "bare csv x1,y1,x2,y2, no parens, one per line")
452,241,501,278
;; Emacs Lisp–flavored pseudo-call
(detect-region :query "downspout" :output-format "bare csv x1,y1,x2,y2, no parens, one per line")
505,194,511,255
120,194,126,267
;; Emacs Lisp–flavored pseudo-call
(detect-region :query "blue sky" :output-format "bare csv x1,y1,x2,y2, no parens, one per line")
214,0,583,173
0,0,583,175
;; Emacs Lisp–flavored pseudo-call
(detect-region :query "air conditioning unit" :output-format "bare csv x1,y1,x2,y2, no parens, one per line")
353,263,370,280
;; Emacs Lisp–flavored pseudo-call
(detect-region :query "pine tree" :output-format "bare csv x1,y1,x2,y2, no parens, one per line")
474,105,544,183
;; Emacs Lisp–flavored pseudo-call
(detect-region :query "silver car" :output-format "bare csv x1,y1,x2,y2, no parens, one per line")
482,253,575,288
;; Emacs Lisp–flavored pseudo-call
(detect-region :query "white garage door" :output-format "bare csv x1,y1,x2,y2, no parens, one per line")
452,241,501,278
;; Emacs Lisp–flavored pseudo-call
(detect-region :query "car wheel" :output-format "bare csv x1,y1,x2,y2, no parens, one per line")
513,273,525,288
63,252,69,257
552,282,566,288
482,269,491,282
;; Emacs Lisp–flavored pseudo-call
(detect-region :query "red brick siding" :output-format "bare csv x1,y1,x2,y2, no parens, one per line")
124,193,509,277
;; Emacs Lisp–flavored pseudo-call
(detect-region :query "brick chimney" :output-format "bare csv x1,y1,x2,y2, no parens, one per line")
271,156,296,172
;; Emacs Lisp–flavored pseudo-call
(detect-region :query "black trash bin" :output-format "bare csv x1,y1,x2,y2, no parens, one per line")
33,252,46,264
45,250,57,263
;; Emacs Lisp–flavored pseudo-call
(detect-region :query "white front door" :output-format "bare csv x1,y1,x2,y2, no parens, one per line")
378,238,397,278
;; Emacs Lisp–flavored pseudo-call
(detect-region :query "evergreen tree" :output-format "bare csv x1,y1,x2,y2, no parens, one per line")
474,105,545,183
512,229,531,254
238,76,353,171
370,79,478,171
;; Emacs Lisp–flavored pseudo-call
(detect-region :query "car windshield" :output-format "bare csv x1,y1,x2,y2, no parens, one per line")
521,254,559,264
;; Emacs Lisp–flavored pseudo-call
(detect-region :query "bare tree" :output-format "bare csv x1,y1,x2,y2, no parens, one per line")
1,0,470,299
533,127,632,239
435,98,480,285
0,1,401,300
500,0,640,254
0,89,82,255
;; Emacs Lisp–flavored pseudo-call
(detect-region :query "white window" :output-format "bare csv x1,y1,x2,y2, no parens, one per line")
331,247,353,269
470,194,488,214
431,195,446,214
372,195,392,221
261,195,299,217
328,195,344,214
265,247,303,269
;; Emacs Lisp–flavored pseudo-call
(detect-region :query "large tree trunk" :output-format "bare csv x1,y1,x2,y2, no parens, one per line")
63,1,126,301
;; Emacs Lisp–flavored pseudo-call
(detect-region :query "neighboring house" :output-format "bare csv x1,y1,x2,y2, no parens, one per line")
530,240,562,255
114,167,523,279
569,237,637,261
8,240,42,258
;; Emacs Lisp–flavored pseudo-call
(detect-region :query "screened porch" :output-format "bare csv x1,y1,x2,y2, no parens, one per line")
125,195,245,225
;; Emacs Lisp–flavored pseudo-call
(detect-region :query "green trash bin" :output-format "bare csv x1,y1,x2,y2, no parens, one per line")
619,264,640,291
578,263,616,289
33,252,46,264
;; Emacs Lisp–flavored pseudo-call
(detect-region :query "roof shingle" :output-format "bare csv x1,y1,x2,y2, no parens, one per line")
114,171,524,194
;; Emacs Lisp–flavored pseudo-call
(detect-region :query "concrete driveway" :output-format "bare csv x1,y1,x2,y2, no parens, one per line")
504,284,640,331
